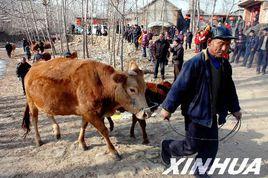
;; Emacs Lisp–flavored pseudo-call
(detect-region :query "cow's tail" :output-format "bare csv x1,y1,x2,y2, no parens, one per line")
22,103,31,139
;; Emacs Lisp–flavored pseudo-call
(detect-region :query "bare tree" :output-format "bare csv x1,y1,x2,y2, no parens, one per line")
196,0,201,31
211,0,217,26
19,1,32,42
56,0,64,54
224,0,239,23
62,0,70,52
42,0,56,57
85,0,89,58
120,0,126,71
29,0,40,41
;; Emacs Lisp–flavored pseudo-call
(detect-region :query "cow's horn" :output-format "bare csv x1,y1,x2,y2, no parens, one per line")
128,70,137,76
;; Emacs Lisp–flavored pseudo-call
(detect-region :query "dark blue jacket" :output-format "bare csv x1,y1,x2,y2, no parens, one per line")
245,35,258,51
161,50,241,128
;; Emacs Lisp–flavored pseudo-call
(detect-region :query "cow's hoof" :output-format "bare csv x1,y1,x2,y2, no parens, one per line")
36,140,44,147
56,134,61,140
142,139,149,144
112,152,122,161
79,143,88,151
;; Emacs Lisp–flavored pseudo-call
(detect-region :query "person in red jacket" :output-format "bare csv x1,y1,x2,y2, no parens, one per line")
194,32,201,53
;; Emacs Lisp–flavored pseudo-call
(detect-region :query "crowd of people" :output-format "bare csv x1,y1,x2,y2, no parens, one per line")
122,16,267,81
123,24,193,81
231,28,268,74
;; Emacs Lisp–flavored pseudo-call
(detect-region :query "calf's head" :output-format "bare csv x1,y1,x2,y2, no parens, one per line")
112,61,151,119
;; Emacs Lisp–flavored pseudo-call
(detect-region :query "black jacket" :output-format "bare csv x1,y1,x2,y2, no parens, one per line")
23,40,29,48
162,50,240,127
186,32,193,43
154,39,170,62
257,36,268,51
170,44,184,64
16,62,31,78
5,43,13,52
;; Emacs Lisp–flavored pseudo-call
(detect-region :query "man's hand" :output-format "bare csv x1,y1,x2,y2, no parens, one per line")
232,111,242,121
161,109,171,121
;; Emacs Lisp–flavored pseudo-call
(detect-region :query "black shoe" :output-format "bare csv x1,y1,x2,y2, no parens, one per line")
160,140,171,166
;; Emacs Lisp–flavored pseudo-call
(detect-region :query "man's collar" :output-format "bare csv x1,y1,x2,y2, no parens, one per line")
203,49,222,62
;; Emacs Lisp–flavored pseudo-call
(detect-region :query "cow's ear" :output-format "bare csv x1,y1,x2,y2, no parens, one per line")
128,60,140,71
112,73,127,83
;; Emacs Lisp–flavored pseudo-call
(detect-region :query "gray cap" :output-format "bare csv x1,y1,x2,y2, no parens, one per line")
211,26,237,40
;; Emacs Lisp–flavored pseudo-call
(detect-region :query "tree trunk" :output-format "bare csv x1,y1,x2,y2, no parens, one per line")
82,0,85,59
211,0,217,26
85,0,89,58
40,26,47,41
107,0,111,51
90,0,94,45
20,1,32,42
44,1,56,58
120,0,126,71
56,0,63,55
196,0,200,32
62,0,70,52
29,0,40,41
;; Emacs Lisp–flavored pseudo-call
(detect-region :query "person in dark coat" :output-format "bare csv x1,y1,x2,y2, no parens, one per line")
160,26,242,174
133,25,141,50
185,29,193,50
153,33,170,80
16,57,31,95
38,41,45,53
33,50,43,63
22,38,29,52
235,15,245,37
242,30,259,68
256,28,268,74
5,42,13,58
25,45,31,60
230,30,246,63
170,39,184,81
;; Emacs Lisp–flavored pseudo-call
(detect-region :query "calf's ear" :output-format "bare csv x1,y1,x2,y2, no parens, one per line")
112,73,127,84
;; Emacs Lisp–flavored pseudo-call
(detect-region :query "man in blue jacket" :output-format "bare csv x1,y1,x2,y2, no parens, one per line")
242,30,259,68
160,26,242,171
256,28,268,74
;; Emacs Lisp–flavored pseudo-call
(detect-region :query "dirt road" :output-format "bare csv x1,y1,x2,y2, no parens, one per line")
0,44,267,178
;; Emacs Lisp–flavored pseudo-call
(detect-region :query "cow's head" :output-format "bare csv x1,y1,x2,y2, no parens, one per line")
112,61,151,119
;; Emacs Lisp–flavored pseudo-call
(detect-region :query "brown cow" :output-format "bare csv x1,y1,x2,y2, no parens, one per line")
22,58,150,160
106,81,172,144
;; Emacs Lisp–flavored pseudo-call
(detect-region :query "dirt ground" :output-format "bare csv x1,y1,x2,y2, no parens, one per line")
0,39,267,178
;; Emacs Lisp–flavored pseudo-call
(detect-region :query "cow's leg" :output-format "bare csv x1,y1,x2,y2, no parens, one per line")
78,119,88,150
30,106,43,146
130,115,138,138
137,119,149,144
106,117,114,132
87,116,121,160
47,115,61,140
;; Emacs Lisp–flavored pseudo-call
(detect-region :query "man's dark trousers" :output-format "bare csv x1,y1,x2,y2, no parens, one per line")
154,60,165,79
185,42,192,50
162,116,218,166
243,49,256,67
257,50,268,73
